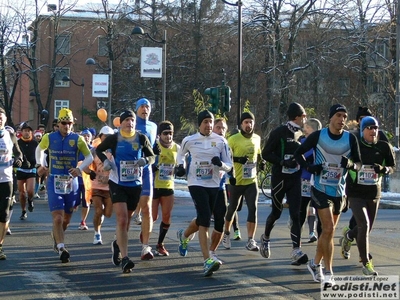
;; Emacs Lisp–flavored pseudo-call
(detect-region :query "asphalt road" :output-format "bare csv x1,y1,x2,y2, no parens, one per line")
1,190,399,300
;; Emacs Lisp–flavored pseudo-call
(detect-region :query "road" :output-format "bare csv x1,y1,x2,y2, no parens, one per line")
1,190,399,300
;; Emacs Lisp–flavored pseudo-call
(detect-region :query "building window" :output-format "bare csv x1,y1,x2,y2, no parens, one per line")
54,100,70,120
98,36,108,56
55,68,70,87
56,34,70,54
339,78,349,96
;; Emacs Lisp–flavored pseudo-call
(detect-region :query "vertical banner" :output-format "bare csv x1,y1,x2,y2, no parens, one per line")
141,47,162,78
92,74,109,98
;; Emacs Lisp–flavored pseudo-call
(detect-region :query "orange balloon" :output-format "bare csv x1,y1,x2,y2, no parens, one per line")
113,117,120,127
97,108,107,122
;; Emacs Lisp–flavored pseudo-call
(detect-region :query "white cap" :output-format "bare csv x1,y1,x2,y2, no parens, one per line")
99,126,114,135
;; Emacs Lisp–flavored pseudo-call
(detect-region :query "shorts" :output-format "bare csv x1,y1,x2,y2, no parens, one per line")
46,175,79,214
92,189,111,201
188,185,219,228
153,188,174,199
0,181,13,222
140,166,153,197
310,186,345,215
109,180,141,211
16,170,36,181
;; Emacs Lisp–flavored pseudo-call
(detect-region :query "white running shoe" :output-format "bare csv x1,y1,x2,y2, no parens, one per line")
222,233,231,249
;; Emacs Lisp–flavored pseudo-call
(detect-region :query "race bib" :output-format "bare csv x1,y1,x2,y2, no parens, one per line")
357,165,379,185
0,148,8,163
158,164,175,181
120,161,140,182
301,179,311,197
196,161,213,180
54,175,73,194
282,154,300,174
320,162,343,186
243,162,257,179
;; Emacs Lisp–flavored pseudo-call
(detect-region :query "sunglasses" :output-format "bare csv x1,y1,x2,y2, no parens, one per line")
365,125,378,130
162,131,173,136
60,122,72,126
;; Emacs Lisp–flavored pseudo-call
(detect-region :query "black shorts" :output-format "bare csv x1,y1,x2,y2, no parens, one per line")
0,181,13,223
310,186,345,215
108,181,141,211
153,188,174,199
16,170,36,181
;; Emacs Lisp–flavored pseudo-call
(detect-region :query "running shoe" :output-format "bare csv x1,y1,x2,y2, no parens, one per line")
132,214,142,225
245,239,259,251
177,229,189,257
141,245,154,260
155,243,169,256
111,240,122,266
210,251,223,265
308,232,317,243
260,234,270,258
20,211,27,220
203,257,221,277
322,272,335,287
59,247,70,263
39,183,46,191
222,233,231,249
6,228,11,235
307,259,323,282
233,229,241,240
341,226,353,259
78,221,88,230
33,193,40,199
0,247,6,260
291,248,308,265
122,256,135,273
93,233,102,245
362,261,378,276
28,199,34,212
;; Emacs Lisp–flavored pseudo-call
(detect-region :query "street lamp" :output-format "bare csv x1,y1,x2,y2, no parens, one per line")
86,58,112,125
222,0,242,129
132,27,167,121
62,75,84,128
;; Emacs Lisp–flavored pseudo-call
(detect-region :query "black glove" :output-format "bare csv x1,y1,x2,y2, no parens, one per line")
175,165,186,177
229,176,236,185
13,159,23,168
259,160,267,171
89,170,97,180
211,156,222,167
234,156,249,164
280,159,297,169
307,164,323,175
152,164,159,173
153,143,161,155
340,156,354,169
373,163,387,174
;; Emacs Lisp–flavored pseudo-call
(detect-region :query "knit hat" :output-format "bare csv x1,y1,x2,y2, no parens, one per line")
58,108,74,123
356,106,372,122
329,104,348,119
135,98,151,112
360,116,379,139
81,129,92,139
240,111,255,124
287,102,306,120
88,128,96,137
158,121,174,134
120,110,136,123
20,122,33,131
197,110,214,126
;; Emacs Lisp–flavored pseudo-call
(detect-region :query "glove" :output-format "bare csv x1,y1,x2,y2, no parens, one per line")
373,163,387,174
175,165,186,177
259,160,267,171
280,159,297,169
229,176,236,185
152,164,159,173
153,143,161,155
13,159,23,168
103,159,113,171
234,156,249,164
307,164,323,175
340,156,354,169
136,157,147,167
89,170,96,180
23,160,31,169
211,156,222,167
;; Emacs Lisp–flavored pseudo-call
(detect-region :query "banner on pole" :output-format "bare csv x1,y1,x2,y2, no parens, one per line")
141,47,162,78
92,74,109,98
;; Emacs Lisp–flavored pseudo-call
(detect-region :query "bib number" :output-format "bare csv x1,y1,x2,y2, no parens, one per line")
196,162,213,180
320,163,343,186
243,162,256,179
54,175,73,194
301,179,311,197
120,161,140,182
158,164,175,181
357,165,379,185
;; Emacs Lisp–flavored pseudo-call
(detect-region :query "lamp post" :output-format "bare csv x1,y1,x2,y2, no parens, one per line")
395,0,400,148
85,58,112,125
222,0,242,129
62,76,84,128
132,27,167,121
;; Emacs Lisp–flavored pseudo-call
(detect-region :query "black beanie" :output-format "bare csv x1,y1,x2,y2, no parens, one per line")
287,102,306,120
197,110,214,126
329,104,348,119
240,111,255,124
120,110,135,123
356,106,372,122
158,121,174,134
